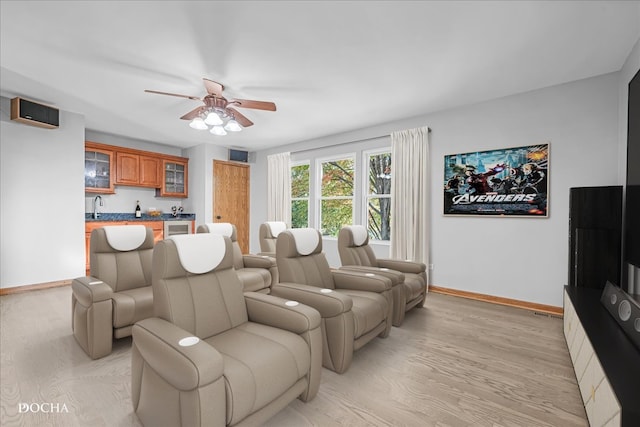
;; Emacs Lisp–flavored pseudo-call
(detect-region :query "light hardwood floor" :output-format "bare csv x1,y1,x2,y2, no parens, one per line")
0,286,587,427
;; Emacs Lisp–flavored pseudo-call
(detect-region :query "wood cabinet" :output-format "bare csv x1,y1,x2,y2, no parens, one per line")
140,156,162,187
115,152,161,187
158,159,188,198
84,142,115,194
115,152,139,185
85,221,164,272
85,142,187,196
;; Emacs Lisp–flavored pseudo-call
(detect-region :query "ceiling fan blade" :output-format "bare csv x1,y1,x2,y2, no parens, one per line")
203,78,224,97
145,89,201,101
228,108,254,127
180,106,206,120
230,99,277,111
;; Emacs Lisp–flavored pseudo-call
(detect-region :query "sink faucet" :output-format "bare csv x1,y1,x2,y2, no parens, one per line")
92,195,103,219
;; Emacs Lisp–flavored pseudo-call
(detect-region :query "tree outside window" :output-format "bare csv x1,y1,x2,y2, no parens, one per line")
319,157,354,237
291,163,309,228
367,151,392,240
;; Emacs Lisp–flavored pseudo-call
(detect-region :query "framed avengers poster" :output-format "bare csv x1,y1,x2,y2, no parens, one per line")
443,143,549,217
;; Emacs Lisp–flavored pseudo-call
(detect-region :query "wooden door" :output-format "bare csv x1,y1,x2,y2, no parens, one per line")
213,160,250,253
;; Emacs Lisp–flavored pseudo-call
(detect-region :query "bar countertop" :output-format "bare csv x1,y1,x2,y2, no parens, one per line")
85,213,195,222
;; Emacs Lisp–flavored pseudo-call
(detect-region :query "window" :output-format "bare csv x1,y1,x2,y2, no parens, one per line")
318,156,354,237
291,162,310,228
366,150,392,241
290,144,392,240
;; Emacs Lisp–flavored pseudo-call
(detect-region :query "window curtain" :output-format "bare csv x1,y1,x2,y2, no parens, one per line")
390,126,430,278
267,152,291,226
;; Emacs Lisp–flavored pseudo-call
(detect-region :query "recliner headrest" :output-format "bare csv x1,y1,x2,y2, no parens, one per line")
347,225,369,247
203,222,236,240
103,225,147,251
266,221,287,237
289,228,321,255
169,234,226,274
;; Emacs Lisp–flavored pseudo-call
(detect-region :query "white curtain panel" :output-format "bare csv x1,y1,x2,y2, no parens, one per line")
267,152,291,226
390,126,430,274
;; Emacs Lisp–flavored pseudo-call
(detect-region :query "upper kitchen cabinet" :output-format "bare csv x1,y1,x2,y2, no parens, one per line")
158,159,188,198
85,141,115,194
115,152,161,188
85,142,188,197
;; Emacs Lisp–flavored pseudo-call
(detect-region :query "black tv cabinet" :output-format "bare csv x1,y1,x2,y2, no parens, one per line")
563,286,640,426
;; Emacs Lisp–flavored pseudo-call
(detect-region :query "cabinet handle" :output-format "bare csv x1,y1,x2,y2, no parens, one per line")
216,215,222,220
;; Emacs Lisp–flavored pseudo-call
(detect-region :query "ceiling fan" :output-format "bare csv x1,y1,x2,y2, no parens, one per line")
145,78,276,134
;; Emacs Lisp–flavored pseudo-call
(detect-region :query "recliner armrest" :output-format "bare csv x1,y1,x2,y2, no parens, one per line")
331,269,392,293
132,318,224,392
338,265,404,285
271,282,353,317
242,254,276,269
257,251,276,257
377,258,426,274
71,276,113,306
244,292,321,334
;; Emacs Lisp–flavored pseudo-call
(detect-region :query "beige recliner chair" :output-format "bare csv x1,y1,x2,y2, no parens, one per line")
338,225,427,327
258,221,287,256
72,225,154,359
270,228,393,374
197,222,277,293
131,233,322,427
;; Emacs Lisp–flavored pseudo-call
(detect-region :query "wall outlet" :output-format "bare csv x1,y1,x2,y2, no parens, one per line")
429,264,434,270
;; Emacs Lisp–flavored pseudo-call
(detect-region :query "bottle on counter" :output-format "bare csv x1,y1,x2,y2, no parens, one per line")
135,201,142,218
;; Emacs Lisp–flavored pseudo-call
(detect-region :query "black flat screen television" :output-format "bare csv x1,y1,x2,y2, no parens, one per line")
624,68,640,288
626,186,640,268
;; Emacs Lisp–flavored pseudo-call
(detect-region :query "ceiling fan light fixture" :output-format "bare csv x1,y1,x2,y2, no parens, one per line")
189,117,208,130
204,111,223,126
224,119,242,132
216,108,229,119
147,78,276,133
210,125,227,136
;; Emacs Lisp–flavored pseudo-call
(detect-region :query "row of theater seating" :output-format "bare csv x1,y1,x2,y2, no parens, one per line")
260,221,428,327
71,222,427,426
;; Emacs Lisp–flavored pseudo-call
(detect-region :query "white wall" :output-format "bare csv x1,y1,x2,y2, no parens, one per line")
184,143,229,229
430,74,619,307
1,96,85,288
251,72,621,307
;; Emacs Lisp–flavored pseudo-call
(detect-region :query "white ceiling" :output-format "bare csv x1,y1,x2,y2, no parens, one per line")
1,1,639,152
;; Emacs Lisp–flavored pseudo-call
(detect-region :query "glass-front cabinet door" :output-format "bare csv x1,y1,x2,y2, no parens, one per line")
159,159,188,197
85,143,115,193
